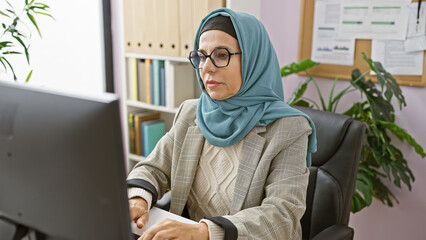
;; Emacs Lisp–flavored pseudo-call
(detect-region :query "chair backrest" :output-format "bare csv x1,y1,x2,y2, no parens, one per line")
295,107,366,239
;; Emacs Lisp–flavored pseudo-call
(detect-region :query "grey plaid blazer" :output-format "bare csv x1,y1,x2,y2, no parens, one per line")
127,99,311,240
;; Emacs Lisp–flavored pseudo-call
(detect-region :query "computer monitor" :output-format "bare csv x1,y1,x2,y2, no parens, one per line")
0,81,133,240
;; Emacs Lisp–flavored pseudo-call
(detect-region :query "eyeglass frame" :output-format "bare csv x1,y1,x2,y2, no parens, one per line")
188,47,242,69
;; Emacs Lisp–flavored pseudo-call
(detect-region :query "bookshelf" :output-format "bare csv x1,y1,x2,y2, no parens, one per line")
123,55,199,170
119,0,226,171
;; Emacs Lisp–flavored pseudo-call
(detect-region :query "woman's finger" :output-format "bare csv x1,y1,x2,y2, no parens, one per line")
136,212,149,228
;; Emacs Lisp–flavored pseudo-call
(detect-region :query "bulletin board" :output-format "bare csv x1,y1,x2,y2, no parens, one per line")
298,0,426,87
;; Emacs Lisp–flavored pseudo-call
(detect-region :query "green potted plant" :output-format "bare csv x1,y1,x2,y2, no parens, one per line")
0,0,53,81
281,53,426,213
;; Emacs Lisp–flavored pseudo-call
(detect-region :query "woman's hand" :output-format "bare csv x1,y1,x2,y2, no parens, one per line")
129,197,149,228
138,219,209,240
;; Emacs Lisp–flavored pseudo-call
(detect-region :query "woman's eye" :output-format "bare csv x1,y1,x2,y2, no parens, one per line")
199,55,206,61
217,53,228,59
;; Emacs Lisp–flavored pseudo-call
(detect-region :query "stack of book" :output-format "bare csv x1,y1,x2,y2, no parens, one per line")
128,111,165,157
127,59,166,106
127,58,197,108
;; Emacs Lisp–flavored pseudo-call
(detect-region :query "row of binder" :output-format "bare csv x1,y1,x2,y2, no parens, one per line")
126,57,198,108
123,0,226,57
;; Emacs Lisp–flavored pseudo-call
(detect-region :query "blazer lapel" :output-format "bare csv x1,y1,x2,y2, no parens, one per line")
230,126,266,214
170,125,205,215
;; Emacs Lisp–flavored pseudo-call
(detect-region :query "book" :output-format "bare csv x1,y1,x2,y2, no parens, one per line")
152,59,161,106
128,112,136,154
137,60,147,103
134,111,160,156
149,60,155,105
129,58,138,101
145,59,152,104
159,60,166,106
141,120,165,157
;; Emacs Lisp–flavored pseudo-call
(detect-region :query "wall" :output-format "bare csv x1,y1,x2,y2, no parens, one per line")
261,1,426,239
0,0,105,94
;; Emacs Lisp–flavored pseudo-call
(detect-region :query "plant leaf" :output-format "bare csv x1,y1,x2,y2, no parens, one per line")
287,77,311,105
327,77,338,112
0,10,10,17
280,59,319,77
377,120,426,158
0,57,8,70
2,57,17,80
27,13,42,37
291,99,311,108
362,53,406,109
0,41,13,48
351,69,394,122
33,11,55,20
25,70,33,82
311,76,327,111
13,36,30,64
3,51,22,55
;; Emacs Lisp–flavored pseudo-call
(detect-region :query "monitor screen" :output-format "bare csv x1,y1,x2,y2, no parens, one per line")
0,81,132,240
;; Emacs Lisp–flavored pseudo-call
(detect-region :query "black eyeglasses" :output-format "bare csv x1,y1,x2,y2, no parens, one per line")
188,47,242,69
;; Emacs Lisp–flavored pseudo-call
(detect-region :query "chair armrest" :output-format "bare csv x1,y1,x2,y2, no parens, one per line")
154,191,171,211
312,224,353,240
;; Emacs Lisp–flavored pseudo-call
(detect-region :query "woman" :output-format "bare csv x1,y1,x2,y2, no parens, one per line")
127,8,316,240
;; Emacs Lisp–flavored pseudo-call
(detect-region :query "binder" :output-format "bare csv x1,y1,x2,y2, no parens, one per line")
179,0,195,57
193,0,206,35
133,0,147,54
123,0,137,53
192,0,225,52
143,0,157,55
209,0,225,12
153,0,167,55
164,0,180,56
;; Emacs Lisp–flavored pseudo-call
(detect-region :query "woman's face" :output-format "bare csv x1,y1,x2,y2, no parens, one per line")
198,30,242,100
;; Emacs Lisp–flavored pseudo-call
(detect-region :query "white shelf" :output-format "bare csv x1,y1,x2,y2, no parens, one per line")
125,53,189,63
127,100,178,114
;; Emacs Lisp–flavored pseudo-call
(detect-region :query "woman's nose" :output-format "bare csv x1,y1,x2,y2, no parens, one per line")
203,57,216,72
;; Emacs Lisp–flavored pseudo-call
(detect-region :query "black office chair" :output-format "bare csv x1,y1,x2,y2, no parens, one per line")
295,107,366,240
155,107,366,240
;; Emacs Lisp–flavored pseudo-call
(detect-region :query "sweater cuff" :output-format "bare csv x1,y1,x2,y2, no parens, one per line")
127,179,158,207
204,216,237,240
128,187,153,210
200,219,225,240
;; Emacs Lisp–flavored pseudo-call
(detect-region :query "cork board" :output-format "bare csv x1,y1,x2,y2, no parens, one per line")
298,0,426,87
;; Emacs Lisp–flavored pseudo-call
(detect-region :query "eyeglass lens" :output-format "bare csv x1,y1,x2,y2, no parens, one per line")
190,48,230,69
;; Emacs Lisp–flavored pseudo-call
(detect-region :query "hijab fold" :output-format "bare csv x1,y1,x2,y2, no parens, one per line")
194,8,317,166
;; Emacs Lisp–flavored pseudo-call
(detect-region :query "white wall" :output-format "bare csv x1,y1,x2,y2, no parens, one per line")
0,0,105,95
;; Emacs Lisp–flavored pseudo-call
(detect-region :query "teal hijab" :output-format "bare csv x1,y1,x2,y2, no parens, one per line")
194,8,317,166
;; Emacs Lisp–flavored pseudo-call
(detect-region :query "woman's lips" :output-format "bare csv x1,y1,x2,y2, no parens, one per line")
206,80,222,88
